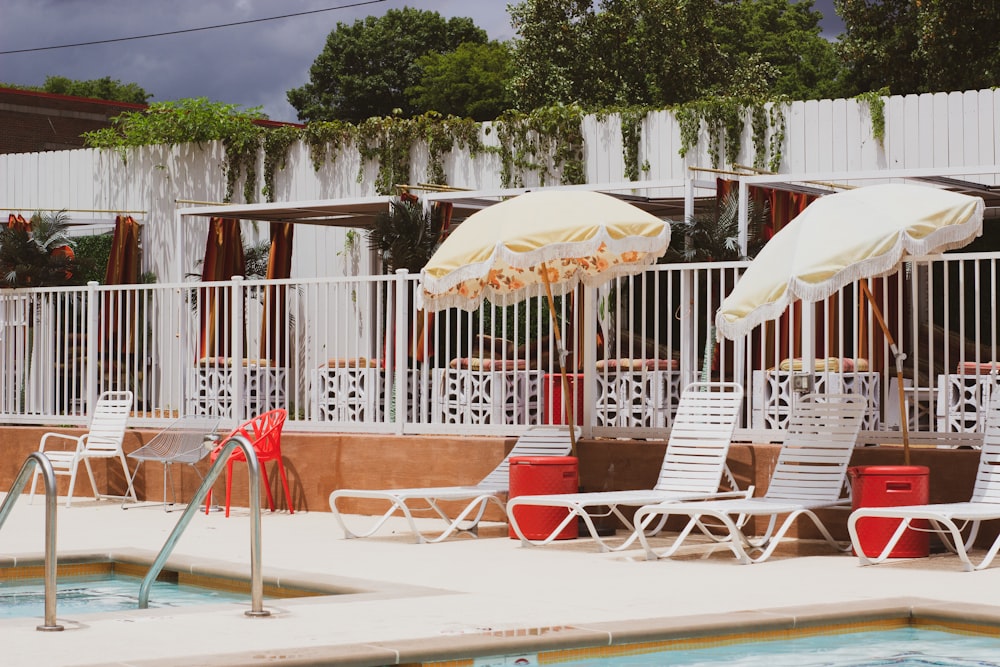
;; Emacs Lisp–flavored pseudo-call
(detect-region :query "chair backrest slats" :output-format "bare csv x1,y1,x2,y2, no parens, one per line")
478,425,576,490
656,382,743,493
84,390,133,453
763,394,866,503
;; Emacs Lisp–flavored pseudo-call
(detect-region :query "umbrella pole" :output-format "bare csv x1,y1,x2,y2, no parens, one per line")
859,280,910,465
539,262,578,455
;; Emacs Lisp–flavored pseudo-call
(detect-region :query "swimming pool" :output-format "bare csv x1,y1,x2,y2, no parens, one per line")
544,628,1000,666
0,554,336,620
420,616,1000,667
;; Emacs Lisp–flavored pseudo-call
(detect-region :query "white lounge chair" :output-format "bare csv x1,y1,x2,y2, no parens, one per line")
328,425,576,543
30,390,137,507
507,382,746,552
848,393,1000,571
634,393,866,564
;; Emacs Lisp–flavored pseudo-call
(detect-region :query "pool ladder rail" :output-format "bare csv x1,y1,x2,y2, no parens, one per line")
0,434,270,631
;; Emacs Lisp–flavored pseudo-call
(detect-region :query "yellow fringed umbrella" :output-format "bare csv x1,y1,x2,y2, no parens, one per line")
716,183,985,463
419,189,671,453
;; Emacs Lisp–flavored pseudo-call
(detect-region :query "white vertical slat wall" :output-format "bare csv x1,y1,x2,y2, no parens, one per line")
1,88,999,284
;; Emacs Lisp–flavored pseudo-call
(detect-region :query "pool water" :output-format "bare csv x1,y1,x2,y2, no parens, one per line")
0,573,253,619
549,628,1000,667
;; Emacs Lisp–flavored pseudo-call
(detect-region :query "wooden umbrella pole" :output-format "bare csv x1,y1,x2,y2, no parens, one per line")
539,262,577,455
859,279,910,464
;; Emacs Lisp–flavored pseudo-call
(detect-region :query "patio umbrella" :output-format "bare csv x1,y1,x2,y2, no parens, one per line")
419,189,671,452
715,183,985,463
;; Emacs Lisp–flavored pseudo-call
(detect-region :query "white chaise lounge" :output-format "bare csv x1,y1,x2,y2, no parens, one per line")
329,425,575,543
507,382,746,552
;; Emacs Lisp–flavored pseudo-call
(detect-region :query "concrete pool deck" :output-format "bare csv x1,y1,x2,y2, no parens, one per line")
1,496,999,666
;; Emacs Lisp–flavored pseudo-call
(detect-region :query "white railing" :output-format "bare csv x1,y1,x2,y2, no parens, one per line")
1,253,997,443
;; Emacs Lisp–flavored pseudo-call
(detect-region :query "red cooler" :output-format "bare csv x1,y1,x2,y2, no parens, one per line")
509,455,578,540
849,465,930,558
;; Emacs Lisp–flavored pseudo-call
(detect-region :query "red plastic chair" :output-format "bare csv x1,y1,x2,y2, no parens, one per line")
205,409,292,517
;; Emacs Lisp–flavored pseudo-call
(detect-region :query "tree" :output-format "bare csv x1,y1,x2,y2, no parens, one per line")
407,41,514,121
0,211,86,287
509,0,843,110
367,198,445,274
41,75,151,104
507,0,598,110
716,0,842,100
836,0,1000,96
288,8,488,123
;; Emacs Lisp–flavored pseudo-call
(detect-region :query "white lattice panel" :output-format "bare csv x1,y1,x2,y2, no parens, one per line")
595,370,683,428
432,369,542,425
936,374,1000,433
752,370,880,430
311,367,420,423
187,365,287,420
311,367,378,422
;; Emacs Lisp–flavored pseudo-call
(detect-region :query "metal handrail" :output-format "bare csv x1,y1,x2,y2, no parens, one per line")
138,434,269,616
0,452,62,631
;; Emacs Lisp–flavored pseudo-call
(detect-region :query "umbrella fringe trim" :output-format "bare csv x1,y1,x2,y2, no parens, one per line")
419,226,670,312
715,198,984,341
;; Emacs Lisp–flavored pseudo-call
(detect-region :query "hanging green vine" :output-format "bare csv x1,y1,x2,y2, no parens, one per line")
750,102,769,171
261,126,300,203
767,98,789,173
491,103,586,188
356,115,421,194
855,87,890,147
618,106,652,182
303,120,356,172
414,112,483,186
222,121,263,204
674,95,788,171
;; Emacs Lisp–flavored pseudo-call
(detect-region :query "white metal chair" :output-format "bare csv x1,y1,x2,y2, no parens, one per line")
848,392,1000,571
329,425,575,543
507,382,747,552
30,390,137,507
634,393,866,564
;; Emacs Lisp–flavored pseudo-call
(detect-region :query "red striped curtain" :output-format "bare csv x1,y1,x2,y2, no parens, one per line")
199,217,245,360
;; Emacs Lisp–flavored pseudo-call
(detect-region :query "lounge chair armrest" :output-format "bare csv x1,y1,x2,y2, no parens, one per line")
38,432,83,451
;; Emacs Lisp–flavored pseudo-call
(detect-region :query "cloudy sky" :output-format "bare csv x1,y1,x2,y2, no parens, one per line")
0,0,844,124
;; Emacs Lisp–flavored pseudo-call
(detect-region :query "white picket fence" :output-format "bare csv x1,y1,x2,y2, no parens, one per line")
1,88,998,289
2,252,996,446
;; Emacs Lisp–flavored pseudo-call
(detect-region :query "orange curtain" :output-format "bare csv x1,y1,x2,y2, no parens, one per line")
7,213,29,232
259,222,294,365
104,215,140,285
199,217,245,360
102,215,142,355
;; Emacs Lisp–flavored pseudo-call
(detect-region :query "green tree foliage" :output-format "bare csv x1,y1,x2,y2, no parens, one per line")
367,198,446,273
41,75,151,104
288,8,488,123
836,0,1000,96
2,76,151,104
407,41,514,121
0,211,88,287
83,98,264,149
717,0,842,100
509,0,841,109
508,0,598,110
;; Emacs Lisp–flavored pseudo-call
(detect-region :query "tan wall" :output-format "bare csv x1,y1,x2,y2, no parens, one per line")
1,426,988,546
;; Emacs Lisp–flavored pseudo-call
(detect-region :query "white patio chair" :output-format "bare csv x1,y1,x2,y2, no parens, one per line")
848,391,1000,571
507,382,747,552
329,425,575,544
30,390,137,507
634,393,866,564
